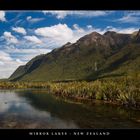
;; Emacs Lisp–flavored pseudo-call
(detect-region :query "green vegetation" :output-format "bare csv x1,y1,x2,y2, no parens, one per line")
3,30,140,110
0,76,140,109
0,81,49,89
0,79,8,82
9,31,140,82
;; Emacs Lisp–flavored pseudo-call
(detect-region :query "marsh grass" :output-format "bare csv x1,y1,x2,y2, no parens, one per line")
0,77,140,109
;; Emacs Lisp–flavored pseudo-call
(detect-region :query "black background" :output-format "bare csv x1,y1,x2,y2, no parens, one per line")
0,0,140,138
0,129,140,138
0,0,139,10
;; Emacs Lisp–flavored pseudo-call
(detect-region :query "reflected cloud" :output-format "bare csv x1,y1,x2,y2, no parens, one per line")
0,90,78,128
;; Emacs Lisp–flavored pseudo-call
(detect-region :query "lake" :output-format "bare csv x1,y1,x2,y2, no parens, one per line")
0,89,140,129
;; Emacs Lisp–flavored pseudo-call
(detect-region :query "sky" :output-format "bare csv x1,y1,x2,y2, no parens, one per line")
0,10,140,79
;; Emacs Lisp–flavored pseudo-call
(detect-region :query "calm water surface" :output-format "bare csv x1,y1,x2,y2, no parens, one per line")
0,89,140,129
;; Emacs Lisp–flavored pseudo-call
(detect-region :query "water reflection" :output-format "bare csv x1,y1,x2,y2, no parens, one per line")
0,89,140,129
0,90,77,128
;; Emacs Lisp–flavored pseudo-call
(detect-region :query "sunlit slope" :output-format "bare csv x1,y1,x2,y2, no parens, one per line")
9,30,140,81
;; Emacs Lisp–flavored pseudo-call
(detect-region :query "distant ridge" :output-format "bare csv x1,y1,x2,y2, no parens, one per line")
9,30,140,82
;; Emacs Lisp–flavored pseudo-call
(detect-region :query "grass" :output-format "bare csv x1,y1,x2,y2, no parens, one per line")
0,76,140,109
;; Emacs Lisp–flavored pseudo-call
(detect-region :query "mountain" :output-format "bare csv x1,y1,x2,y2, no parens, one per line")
9,30,140,82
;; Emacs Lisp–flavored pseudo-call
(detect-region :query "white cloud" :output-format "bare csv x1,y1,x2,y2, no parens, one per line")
0,11,6,21
0,51,12,61
99,26,139,34
34,23,94,48
43,11,69,19
35,23,74,46
35,23,140,48
24,35,42,44
72,24,85,33
0,50,24,79
5,48,51,62
35,23,92,47
3,32,18,44
35,23,73,38
125,11,140,16
0,48,51,79
87,25,93,29
117,15,140,23
27,16,32,20
26,16,45,23
33,23,99,47
12,27,27,35
43,11,112,19
0,61,4,65
116,11,140,24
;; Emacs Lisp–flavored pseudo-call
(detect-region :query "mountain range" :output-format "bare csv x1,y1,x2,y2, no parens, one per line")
9,30,140,82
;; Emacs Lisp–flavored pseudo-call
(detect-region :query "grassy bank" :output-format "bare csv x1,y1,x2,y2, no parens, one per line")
0,77,140,109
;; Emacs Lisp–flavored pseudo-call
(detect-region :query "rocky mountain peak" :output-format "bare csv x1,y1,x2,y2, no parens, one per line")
9,29,140,82
104,31,117,36
76,31,103,46
62,42,72,47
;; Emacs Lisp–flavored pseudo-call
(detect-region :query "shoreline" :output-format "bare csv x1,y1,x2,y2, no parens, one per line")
51,92,140,111
0,87,140,111
0,77,140,110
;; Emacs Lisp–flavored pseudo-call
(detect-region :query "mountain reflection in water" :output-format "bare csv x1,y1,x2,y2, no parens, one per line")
0,89,140,129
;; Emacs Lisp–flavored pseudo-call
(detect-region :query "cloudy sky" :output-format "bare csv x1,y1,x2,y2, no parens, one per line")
0,10,140,79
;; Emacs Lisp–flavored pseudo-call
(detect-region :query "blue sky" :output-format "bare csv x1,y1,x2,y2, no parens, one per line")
0,10,140,78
